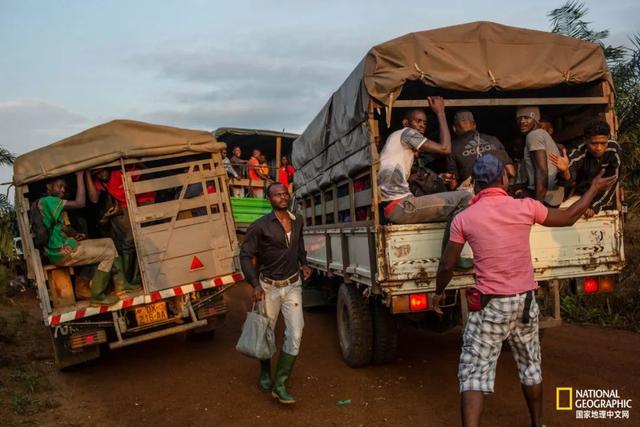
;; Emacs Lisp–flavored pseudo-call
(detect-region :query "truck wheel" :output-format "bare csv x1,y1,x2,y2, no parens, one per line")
336,283,372,368
371,301,398,364
49,327,100,370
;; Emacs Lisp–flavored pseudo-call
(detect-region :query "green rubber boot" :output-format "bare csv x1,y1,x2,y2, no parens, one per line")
122,252,136,283
259,359,273,391
112,256,141,295
90,270,119,306
271,352,297,404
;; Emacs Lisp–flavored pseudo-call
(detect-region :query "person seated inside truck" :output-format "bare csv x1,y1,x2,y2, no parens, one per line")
278,155,295,192
446,110,516,189
377,96,472,224
40,172,136,306
258,154,273,183
230,146,246,197
517,106,564,207
86,167,150,287
247,149,265,198
549,120,621,218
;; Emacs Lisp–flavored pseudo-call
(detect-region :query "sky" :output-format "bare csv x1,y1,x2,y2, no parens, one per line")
0,0,638,190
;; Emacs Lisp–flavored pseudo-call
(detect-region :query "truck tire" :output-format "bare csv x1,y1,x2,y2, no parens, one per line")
49,327,100,370
371,300,398,364
336,283,373,368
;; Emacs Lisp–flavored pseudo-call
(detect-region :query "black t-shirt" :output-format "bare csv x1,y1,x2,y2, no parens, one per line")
448,131,513,181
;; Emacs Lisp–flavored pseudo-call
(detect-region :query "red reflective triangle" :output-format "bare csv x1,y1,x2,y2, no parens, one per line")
190,256,204,270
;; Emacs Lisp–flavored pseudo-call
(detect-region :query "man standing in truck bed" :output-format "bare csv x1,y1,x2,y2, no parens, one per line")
240,182,312,404
433,154,616,427
377,96,472,224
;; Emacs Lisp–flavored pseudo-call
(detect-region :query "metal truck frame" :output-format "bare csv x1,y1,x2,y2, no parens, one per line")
13,121,242,369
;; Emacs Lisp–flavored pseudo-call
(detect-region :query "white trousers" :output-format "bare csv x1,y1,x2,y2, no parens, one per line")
260,278,304,356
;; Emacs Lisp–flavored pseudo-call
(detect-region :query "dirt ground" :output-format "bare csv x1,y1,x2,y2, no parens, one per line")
1,281,639,427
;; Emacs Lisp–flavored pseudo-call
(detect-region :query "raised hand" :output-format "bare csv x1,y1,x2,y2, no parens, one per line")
549,148,570,172
590,169,617,193
427,96,445,115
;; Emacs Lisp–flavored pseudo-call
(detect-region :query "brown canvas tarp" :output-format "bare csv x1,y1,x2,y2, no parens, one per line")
13,120,225,186
364,21,612,107
292,21,611,195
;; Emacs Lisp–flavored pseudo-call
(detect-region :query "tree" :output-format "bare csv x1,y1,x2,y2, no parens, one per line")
549,1,640,209
0,146,16,260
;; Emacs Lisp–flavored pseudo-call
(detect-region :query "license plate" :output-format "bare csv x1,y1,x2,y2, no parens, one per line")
135,302,168,326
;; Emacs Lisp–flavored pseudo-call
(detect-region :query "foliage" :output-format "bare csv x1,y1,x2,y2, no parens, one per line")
0,145,16,261
550,2,640,331
549,1,640,211
547,1,626,65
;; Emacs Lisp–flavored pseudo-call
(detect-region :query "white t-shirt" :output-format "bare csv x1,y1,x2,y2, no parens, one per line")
377,127,427,202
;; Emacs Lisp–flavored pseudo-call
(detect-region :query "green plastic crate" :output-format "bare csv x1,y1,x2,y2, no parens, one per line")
230,197,272,225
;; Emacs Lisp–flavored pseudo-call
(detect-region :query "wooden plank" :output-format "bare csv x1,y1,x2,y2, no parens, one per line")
275,136,282,171
48,268,75,308
134,193,223,222
132,170,223,194
393,97,609,108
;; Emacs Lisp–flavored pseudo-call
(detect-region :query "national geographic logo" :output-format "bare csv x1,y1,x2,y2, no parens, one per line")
556,387,632,420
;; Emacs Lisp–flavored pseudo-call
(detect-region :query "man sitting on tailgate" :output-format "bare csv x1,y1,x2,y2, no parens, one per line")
377,96,472,224
40,172,128,306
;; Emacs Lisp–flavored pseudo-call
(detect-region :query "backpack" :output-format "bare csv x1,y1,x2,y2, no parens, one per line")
29,199,51,250
408,167,447,197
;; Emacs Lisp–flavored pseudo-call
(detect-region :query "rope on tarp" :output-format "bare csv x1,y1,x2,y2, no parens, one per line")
488,69,497,88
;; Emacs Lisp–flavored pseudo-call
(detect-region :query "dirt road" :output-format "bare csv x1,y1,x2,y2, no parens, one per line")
3,282,640,426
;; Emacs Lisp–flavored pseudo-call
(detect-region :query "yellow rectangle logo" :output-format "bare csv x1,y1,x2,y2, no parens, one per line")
556,387,573,411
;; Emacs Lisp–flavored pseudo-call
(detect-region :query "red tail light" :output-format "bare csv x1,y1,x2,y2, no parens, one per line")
409,293,428,311
582,277,599,294
70,329,107,350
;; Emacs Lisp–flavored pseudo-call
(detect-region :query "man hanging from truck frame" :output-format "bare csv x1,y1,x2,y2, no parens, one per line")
433,154,616,427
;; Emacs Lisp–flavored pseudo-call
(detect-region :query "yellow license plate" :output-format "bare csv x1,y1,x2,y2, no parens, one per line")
135,302,168,326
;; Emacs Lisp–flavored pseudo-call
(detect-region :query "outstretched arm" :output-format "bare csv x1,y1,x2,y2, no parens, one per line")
543,171,616,227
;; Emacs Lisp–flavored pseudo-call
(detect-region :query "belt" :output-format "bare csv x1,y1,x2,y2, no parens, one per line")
260,273,299,288
480,290,535,324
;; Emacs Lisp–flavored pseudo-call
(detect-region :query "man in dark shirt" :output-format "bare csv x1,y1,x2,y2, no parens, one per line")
550,121,621,218
447,110,515,185
240,182,312,404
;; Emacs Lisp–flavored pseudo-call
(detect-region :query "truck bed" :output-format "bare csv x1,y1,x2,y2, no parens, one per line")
305,210,625,296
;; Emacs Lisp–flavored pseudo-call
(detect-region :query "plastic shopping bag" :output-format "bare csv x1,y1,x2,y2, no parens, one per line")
235,302,276,359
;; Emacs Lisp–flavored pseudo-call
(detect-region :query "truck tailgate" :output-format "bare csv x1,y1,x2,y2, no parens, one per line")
383,211,624,284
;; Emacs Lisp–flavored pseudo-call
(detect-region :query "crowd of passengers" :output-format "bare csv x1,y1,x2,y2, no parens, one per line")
225,146,295,198
377,96,621,226
38,147,296,307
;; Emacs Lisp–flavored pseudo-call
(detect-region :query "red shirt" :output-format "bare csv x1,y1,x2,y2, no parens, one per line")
247,157,261,181
278,164,295,187
95,170,155,207
449,188,548,295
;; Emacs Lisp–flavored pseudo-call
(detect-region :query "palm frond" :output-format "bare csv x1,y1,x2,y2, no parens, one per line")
0,146,16,166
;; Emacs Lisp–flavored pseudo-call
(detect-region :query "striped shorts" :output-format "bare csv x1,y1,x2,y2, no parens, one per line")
458,293,542,394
